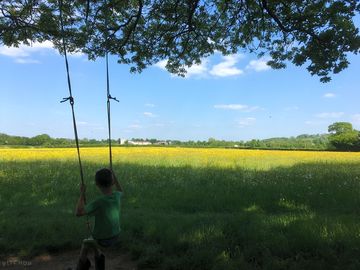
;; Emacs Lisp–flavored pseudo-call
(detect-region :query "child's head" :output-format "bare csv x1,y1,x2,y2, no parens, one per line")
95,168,113,188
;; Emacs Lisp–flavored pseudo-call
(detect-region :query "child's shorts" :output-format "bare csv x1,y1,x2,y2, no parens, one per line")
97,235,119,248
83,235,119,248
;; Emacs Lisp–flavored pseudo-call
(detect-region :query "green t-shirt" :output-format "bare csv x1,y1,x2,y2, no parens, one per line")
84,191,122,240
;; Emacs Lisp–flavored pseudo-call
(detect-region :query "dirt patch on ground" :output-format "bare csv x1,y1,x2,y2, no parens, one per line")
1,249,137,270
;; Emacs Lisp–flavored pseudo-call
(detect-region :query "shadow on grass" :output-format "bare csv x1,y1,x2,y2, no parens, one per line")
1,160,360,269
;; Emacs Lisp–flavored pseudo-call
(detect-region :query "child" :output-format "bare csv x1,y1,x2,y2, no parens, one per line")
75,168,123,270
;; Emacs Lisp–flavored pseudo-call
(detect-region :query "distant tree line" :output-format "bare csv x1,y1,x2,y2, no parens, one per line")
1,122,359,151
242,134,330,150
0,133,117,147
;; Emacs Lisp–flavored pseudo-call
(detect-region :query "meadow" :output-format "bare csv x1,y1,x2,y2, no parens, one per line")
1,147,360,269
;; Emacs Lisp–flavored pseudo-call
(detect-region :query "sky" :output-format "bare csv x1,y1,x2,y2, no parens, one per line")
1,39,360,141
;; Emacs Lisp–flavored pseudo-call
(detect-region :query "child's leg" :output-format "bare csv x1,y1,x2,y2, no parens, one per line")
93,235,119,270
94,246,100,258
79,241,90,262
76,238,98,270
76,245,91,270
91,243,105,270
94,251,105,270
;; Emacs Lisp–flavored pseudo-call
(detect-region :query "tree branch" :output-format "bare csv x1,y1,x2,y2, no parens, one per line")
118,0,143,50
259,0,323,44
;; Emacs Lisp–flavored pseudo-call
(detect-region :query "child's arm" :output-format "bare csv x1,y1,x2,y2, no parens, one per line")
112,170,123,192
75,183,86,216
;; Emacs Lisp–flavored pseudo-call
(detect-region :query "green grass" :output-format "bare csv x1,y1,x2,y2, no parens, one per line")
1,154,360,269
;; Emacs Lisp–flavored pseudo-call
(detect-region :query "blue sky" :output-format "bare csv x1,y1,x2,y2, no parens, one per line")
1,41,360,141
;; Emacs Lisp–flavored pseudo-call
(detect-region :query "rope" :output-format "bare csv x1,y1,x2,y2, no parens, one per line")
58,0,90,232
105,0,119,170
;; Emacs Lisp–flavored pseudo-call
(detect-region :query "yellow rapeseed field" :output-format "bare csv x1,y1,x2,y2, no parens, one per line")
1,147,360,170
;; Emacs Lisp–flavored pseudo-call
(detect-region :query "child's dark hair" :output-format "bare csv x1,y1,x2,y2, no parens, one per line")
95,168,113,188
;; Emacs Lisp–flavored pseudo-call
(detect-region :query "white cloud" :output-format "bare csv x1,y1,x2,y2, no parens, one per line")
145,103,155,108
68,51,84,58
15,58,40,64
31,40,54,49
154,59,167,70
0,46,30,57
238,117,256,127
143,112,156,117
154,54,273,78
323,93,336,98
129,124,141,129
214,104,260,112
154,59,208,78
0,41,54,58
316,112,344,118
0,41,82,63
246,57,271,72
184,60,208,78
31,40,54,50
209,54,243,77
207,37,216,45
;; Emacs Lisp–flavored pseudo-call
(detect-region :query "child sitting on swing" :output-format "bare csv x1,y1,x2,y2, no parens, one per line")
75,168,123,270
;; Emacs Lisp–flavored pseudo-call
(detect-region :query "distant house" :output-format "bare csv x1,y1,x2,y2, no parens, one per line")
127,141,152,146
118,138,127,145
155,141,170,145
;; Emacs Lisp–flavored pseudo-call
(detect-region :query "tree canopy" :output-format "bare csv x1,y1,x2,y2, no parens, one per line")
329,122,354,134
328,122,360,150
1,0,359,82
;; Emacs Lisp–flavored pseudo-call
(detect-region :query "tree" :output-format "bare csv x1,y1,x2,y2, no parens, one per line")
1,1,359,82
29,134,52,145
328,122,359,150
329,122,354,134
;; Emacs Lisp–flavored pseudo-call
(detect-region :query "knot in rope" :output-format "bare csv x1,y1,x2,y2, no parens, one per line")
108,94,119,102
61,96,74,105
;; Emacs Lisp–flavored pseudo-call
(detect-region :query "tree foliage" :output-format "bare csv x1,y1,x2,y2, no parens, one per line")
328,122,360,150
1,0,360,81
329,122,354,134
